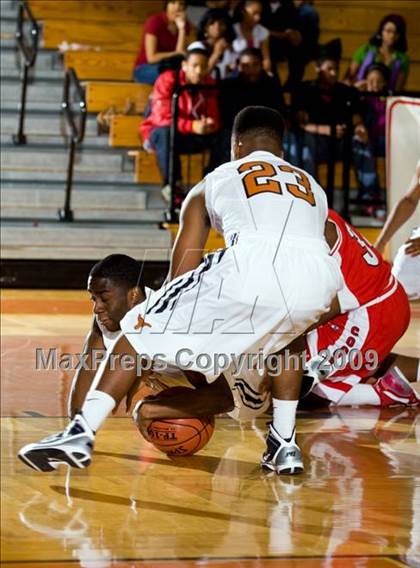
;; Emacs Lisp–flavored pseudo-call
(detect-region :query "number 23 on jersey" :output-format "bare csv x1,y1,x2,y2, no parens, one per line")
238,161,316,206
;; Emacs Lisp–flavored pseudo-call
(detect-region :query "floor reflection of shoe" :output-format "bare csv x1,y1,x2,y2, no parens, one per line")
374,368,419,408
261,425,304,475
374,408,418,445
18,413,94,472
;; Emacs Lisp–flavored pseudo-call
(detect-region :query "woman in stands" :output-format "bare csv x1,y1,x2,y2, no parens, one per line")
133,0,191,85
230,0,271,73
345,14,409,92
196,8,235,78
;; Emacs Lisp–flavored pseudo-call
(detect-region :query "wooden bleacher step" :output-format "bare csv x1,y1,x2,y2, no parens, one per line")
85,82,152,113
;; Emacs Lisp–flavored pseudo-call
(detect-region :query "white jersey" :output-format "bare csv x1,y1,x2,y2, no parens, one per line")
96,317,121,351
120,153,342,382
392,226,420,300
205,150,328,247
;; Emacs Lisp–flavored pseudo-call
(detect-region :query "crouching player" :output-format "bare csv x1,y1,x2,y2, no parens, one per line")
302,210,419,408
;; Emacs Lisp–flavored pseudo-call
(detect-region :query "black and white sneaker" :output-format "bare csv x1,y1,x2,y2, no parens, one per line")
18,414,94,472
261,424,304,475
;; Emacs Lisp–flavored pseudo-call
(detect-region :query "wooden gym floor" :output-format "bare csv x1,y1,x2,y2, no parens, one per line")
1,290,420,568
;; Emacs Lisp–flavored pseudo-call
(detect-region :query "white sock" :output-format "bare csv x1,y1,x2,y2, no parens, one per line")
272,399,298,440
336,384,380,407
80,389,116,432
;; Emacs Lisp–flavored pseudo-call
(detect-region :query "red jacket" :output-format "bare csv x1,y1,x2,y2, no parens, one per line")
140,70,220,143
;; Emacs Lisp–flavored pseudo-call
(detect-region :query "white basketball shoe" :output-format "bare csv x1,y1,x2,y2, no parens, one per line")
261,425,304,475
18,413,94,472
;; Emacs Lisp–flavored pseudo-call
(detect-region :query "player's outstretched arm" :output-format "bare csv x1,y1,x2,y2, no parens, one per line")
169,180,211,281
138,371,234,421
375,164,420,254
68,318,106,418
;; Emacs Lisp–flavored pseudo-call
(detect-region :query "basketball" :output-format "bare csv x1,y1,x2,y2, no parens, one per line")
137,387,215,456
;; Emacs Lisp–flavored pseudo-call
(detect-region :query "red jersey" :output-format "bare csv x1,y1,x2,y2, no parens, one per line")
328,210,396,311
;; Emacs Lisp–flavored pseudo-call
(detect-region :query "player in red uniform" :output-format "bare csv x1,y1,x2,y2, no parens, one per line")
303,210,418,407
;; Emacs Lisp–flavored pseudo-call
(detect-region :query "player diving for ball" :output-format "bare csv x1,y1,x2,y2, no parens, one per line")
59,243,419,431
19,223,418,476
19,106,346,474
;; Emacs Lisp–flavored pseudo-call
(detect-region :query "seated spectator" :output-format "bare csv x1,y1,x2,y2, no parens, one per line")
187,0,231,27
196,8,235,77
261,0,303,90
230,0,271,73
291,48,381,207
294,0,319,62
357,63,390,156
345,14,409,92
140,47,223,197
221,48,284,128
133,0,190,85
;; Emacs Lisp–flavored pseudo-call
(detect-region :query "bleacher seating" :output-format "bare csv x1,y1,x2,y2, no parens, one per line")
41,20,141,51
130,149,208,186
316,0,420,90
23,0,420,215
85,82,152,113
64,51,136,81
29,0,162,23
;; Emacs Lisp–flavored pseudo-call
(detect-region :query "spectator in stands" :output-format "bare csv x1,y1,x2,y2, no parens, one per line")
357,63,390,157
133,0,190,85
230,0,271,73
345,14,409,92
261,0,303,90
196,8,235,77
219,47,285,159
221,48,284,128
140,47,222,198
292,47,381,207
294,0,319,64
187,0,231,27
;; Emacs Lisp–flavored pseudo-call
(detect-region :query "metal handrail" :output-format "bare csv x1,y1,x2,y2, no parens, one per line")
13,0,40,145
58,68,87,222
166,82,220,223
62,68,87,143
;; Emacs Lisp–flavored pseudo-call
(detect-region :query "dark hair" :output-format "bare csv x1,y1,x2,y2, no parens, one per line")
365,62,390,83
370,14,407,53
233,0,263,23
197,8,235,43
239,46,263,62
89,254,145,293
232,105,285,146
316,38,342,65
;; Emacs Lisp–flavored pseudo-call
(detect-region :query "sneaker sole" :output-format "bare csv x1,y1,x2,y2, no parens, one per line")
18,448,91,472
276,464,304,475
261,460,304,475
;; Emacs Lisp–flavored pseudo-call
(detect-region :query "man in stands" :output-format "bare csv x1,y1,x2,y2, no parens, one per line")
261,0,304,90
221,48,285,128
141,46,224,201
218,47,285,160
292,45,381,207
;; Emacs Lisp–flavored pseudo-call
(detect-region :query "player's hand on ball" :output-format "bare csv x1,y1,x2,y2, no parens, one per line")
405,236,420,257
136,400,154,440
